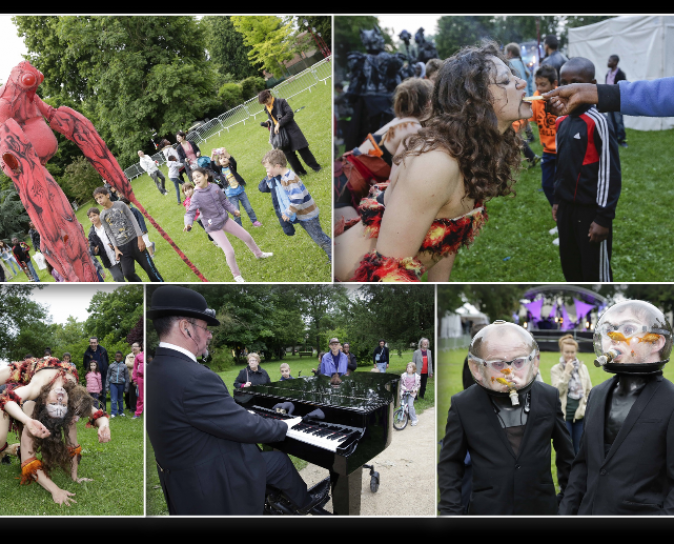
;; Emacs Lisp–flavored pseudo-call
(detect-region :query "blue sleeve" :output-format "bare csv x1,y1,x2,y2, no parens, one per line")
619,77,674,117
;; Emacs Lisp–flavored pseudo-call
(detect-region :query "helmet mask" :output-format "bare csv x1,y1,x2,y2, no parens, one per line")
468,321,540,405
593,300,672,374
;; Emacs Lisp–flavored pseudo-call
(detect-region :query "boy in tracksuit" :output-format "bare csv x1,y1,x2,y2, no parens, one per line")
552,57,621,282
106,351,130,417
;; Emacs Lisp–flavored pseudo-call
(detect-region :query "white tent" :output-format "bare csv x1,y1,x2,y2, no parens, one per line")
568,15,674,131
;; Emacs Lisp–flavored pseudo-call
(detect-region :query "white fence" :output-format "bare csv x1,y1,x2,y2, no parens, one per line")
124,56,332,181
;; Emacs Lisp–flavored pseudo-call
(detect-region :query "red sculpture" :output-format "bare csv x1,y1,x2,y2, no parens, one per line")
0,61,208,282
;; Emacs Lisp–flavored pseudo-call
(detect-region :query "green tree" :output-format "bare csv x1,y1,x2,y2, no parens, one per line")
202,16,262,81
0,187,30,241
231,16,295,78
0,285,47,361
84,286,143,346
14,16,222,168
59,156,102,205
463,285,528,323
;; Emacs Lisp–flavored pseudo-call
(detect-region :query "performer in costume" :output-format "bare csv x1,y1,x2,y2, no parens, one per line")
559,300,674,515
334,41,527,282
0,356,111,506
438,321,574,515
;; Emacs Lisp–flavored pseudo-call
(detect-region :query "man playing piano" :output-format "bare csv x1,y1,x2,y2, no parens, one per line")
146,285,330,515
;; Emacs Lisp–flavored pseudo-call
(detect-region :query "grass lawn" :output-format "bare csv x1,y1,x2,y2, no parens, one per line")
448,125,674,281
437,346,674,494
146,350,434,515
0,406,144,515
9,81,332,283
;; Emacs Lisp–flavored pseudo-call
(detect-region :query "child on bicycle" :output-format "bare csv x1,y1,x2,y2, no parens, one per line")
400,362,421,426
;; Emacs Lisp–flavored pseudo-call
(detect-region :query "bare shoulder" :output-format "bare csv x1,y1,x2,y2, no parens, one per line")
395,148,461,199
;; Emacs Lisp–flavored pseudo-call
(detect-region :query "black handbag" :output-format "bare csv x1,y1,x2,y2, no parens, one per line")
270,125,290,150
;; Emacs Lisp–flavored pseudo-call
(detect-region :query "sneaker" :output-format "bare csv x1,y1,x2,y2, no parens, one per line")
549,226,558,235
552,238,560,246
234,275,246,283
120,413,126,417
151,242,156,254
258,252,273,259
132,415,140,419
312,166,322,173
111,414,116,418
252,221,263,227
411,421,418,426
527,155,541,169
619,142,628,148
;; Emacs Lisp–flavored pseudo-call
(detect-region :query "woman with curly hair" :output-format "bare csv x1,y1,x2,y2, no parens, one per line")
0,356,111,506
334,41,531,282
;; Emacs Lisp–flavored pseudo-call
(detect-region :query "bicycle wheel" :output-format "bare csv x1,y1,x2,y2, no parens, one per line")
393,406,408,430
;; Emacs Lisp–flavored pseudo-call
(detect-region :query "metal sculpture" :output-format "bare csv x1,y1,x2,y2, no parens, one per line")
0,61,207,282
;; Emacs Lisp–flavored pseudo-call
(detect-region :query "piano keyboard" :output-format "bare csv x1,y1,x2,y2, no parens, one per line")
251,405,361,452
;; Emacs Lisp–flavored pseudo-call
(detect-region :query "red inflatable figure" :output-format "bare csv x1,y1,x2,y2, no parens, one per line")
0,61,208,282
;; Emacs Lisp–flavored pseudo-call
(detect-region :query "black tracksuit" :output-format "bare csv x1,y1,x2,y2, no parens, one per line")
554,104,621,282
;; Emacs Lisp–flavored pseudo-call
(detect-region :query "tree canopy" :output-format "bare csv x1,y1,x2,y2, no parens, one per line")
231,16,295,78
202,16,262,81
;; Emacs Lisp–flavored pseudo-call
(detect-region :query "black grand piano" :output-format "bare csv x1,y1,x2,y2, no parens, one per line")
234,372,400,515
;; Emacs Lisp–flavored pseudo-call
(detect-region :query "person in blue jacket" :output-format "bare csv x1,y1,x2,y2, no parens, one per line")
544,76,674,118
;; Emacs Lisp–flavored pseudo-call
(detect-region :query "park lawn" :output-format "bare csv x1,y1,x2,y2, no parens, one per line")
10,80,332,283
437,346,674,494
0,406,144,515
448,125,674,281
147,350,433,515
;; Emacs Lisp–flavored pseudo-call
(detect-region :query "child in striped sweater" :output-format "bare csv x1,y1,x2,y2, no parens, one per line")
261,149,331,262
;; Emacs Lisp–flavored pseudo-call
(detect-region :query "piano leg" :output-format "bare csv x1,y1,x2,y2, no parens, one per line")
330,463,362,515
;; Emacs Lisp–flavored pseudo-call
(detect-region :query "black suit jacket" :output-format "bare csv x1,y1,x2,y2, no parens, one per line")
559,375,674,515
146,346,288,515
438,381,574,515
605,68,627,84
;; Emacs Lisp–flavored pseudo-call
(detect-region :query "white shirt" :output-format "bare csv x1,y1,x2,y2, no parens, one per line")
139,155,159,174
158,342,197,363
94,224,118,265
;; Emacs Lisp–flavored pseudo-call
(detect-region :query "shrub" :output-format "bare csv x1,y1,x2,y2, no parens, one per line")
218,82,243,110
240,76,266,100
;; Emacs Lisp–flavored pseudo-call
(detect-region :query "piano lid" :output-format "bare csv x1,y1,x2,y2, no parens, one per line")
234,372,399,413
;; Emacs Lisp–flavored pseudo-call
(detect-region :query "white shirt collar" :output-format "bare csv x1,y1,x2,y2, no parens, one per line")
158,342,197,363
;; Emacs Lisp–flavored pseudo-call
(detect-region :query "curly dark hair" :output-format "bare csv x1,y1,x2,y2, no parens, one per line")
393,77,434,119
28,379,95,475
394,41,522,203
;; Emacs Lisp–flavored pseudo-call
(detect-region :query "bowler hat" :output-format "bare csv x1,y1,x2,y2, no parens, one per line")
147,286,220,326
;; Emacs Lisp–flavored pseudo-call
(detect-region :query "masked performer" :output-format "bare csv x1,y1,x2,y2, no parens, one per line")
559,300,674,515
0,356,111,506
335,41,526,282
438,321,574,515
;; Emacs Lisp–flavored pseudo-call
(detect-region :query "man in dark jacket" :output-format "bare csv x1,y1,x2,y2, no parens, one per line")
146,285,328,515
605,54,628,147
559,300,674,515
343,343,357,375
373,340,389,373
83,337,109,411
438,321,574,515
541,35,568,77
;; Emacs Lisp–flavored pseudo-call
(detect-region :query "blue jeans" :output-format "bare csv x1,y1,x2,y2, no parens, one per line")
170,177,183,204
110,383,125,416
1,255,19,275
228,191,258,226
566,418,584,456
607,111,626,143
376,362,387,372
299,217,331,261
22,260,40,282
541,152,557,207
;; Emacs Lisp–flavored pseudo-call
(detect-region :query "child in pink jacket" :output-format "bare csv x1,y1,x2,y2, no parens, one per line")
132,351,144,418
86,361,103,409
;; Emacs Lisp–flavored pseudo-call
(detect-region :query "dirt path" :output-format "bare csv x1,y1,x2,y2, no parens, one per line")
300,406,436,516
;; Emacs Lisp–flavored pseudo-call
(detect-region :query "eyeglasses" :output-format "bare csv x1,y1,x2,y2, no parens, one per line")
469,349,536,371
186,320,210,333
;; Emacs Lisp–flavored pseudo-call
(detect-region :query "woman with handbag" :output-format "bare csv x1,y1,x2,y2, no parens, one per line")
258,89,321,177
175,130,201,182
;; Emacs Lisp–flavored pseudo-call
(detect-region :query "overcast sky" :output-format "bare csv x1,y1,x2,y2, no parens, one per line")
0,16,28,84
30,284,125,325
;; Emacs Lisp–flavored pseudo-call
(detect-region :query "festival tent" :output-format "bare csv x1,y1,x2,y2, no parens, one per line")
567,15,674,131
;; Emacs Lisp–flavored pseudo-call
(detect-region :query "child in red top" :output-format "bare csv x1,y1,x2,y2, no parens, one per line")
528,64,559,208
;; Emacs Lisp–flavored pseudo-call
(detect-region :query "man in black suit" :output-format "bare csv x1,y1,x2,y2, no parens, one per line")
559,300,674,515
438,321,574,515
146,285,328,515
605,54,628,147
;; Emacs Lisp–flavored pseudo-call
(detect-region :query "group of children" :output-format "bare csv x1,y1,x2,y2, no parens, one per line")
85,350,144,418
524,55,621,282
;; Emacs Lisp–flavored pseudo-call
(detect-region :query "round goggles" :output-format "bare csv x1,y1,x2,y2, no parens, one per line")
596,321,668,343
469,349,537,371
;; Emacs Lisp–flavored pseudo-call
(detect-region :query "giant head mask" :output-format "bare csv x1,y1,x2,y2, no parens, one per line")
468,321,539,405
594,300,672,374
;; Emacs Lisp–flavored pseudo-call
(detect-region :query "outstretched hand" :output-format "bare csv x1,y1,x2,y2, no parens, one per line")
543,83,599,116
52,488,76,506
75,477,93,484
26,419,50,439
98,424,111,443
